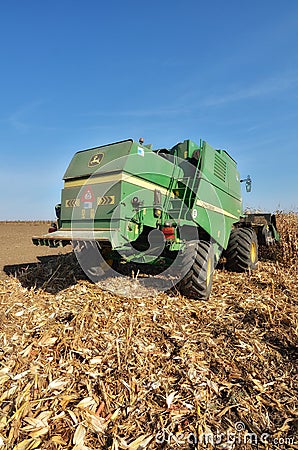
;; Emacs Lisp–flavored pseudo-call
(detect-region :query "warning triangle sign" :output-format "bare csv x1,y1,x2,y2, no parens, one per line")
81,186,95,203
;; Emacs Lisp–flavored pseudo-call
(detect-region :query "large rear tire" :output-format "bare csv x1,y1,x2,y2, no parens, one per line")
179,240,214,300
225,228,258,272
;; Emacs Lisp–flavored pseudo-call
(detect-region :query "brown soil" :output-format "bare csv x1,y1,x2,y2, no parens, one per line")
0,222,71,279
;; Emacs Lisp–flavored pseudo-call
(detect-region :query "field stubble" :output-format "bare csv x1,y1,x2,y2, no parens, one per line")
0,214,297,449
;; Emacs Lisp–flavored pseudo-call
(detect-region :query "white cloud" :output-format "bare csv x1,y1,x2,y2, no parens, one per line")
202,73,298,107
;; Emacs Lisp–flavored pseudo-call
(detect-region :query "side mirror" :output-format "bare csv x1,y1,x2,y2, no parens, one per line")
241,175,252,192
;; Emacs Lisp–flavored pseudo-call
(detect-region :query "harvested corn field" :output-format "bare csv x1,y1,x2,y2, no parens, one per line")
0,214,297,449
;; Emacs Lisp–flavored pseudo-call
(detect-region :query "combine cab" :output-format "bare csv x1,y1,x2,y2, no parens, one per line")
33,138,279,299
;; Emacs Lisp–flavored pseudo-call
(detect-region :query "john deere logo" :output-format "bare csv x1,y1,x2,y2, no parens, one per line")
88,152,104,167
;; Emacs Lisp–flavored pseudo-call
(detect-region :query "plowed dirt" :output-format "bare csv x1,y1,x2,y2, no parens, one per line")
0,222,71,279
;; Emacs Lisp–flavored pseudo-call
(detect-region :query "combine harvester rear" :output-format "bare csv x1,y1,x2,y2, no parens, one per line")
33,138,279,299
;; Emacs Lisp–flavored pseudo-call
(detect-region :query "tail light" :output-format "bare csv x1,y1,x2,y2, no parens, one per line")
161,226,175,240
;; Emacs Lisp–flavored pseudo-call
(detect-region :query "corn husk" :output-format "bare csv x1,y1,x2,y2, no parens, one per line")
0,213,297,449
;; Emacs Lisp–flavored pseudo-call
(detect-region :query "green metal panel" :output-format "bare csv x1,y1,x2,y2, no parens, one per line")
191,141,242,248
170,139,201,159
125,142,183,189
63,140,133,180
60,179,121,229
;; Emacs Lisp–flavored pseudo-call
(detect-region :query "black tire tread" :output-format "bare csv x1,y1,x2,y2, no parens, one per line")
225,228,258,272
179,240,214,300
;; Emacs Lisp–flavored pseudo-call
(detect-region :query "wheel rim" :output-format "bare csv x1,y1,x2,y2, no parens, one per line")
250,241,257,264
206,257,212,287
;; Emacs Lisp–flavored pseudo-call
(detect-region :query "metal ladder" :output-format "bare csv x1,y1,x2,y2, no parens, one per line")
166,176,200,220
162,155,201,222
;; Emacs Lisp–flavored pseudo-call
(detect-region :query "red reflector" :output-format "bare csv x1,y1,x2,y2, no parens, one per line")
161,227,175,239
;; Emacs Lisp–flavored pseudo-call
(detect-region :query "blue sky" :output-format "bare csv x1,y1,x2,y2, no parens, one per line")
1,0,297,220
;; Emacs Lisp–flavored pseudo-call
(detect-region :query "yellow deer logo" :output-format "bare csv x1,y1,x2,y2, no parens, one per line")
88,152,104,167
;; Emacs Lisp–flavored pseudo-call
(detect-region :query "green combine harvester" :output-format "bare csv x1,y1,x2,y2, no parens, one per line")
33,138,279,299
